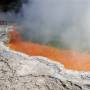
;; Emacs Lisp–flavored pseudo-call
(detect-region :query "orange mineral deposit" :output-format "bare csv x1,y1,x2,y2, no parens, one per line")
8,30,90,71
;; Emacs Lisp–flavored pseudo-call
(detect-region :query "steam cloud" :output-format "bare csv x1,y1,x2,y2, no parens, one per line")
0,0,90,52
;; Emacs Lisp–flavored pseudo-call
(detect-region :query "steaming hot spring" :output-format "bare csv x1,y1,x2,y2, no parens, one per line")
1,0,90,72
7,26,90,72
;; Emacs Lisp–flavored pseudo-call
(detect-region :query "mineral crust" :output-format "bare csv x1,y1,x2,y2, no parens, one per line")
0,42,90,90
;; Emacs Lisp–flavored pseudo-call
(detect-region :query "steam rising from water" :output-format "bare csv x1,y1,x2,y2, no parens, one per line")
1,0,90,52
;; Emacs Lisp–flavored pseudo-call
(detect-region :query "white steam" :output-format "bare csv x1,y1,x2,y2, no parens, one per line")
1,0,90,52
21,0,90,52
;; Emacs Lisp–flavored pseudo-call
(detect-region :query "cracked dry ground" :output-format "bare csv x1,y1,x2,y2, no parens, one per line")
0,55,82,90
1,44,90,90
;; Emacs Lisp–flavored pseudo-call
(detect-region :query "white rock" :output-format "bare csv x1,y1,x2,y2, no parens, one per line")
0,43,90,90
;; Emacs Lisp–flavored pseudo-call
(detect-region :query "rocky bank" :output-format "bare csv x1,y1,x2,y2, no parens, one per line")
0,42,90,90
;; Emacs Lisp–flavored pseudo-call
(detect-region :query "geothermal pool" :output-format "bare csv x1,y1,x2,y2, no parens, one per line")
8,30,90,71
0,0,90,72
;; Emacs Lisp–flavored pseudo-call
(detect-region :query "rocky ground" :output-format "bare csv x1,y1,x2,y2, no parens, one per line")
0,42,90,90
